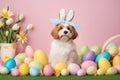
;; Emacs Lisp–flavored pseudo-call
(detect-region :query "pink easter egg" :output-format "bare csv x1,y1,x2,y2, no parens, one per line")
114,65,120,73
25,45,34,57
11,68,20,76
43,64,54,76
0,59,3,66
68,63,80,75
77,69,86,76
15,59,21,67
81,60,97,71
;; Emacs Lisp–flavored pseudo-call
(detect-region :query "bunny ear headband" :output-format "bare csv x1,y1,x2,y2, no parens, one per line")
50,8,80,28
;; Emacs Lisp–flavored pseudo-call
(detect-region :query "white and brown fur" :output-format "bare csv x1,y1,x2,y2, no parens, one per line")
49,9,80,66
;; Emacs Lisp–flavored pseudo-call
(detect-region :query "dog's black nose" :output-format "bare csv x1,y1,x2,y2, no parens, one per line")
64,31,68,34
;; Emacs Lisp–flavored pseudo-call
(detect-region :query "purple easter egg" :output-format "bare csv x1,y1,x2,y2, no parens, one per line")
82,51,96,61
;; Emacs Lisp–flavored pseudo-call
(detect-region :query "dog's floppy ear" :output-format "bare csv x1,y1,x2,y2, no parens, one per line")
71,27,78,40
51,25,59,39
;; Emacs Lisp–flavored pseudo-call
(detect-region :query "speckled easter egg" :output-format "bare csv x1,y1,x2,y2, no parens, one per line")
34,49,48,66
98,58,111,71
105,42,117,50
25,45,34,57
77,46,89,57
82,51,96,61
108,46,118,56
19,63,29,76
11,68,20,77
77,69,86,76
90,45,101,55
106,67,117,75
68,63,80,75
112,55,120,66
81,60,97,71
95,52,110,64
87,66,97,75
61,69,69,76
43,64,54,76
15,53,26,63
54,62,67,73
97,68,105,76
4,58,16,72
29,61,43,71
29,68,39,76
24,57,33,64
0,66,9,74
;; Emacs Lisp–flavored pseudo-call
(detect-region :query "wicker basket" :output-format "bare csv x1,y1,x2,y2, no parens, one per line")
102,34,120,52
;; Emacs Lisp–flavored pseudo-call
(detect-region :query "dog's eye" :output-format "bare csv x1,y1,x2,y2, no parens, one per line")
59,26,63,30
67,27,70,30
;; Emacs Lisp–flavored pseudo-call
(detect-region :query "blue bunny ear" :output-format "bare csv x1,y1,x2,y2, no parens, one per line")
50,18,65,24
68,22,80,28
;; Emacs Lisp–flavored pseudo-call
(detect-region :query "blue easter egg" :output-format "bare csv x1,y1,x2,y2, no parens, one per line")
4,58,16,72
29,68,39,76
95,52,111,64
105,42,117,50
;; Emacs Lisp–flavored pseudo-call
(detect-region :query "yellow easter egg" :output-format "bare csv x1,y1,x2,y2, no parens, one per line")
98,58,111,71
112,55,120,66
19,63,29,76
87,66,97,75
97,68,105,76
34,49,48,66
106,67,117,75
108,46,118,56
54,62,67,72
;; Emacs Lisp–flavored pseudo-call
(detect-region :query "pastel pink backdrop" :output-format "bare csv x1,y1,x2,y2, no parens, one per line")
0,0,120,54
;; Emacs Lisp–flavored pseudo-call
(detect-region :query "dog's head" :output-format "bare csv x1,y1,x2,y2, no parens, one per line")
51,24,78,41
50,9,79,41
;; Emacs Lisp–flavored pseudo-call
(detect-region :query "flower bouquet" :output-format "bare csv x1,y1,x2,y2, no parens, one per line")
0,7,33,61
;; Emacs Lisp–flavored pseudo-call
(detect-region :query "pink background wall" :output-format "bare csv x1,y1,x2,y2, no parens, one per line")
0,0,120,54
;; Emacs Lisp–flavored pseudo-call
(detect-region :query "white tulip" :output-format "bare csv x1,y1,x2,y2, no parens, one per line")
6,18,13,25
18,14,24,21
26,24,33,30
5,31,9,36
12,24,19,30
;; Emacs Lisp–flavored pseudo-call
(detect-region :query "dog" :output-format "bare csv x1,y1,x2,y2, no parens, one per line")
49,9,80,66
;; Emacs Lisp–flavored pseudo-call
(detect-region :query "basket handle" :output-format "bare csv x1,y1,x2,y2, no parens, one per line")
102,34,120,52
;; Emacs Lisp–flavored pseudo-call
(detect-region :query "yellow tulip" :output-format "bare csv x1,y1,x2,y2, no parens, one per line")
17,32,27,43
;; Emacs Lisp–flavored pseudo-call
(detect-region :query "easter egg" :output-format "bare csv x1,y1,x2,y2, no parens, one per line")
68,63,80,75
54,62,67,73
4,58,16,72
61,69,69,76
11,68,20,77
15,59,21,67
105,42,117,50
0,66,9,74
112,55,120,66
77,46,89,57
108,46,118,56
114,65,120,73
15,53,26,63
81,60,97,71
19,63,29,76
0,59,3,66
77,69,86,76
106,67,117,75
118,46,120,52
87,66,97,75
24,57,33,64
95,52,110,64
90,45,101,55
29,68,39,76
98,58,111,71
43,64,54,76
82,51,96,61
97,68,105,76
34,49,48,66
29,61,43,70
25,45,34,57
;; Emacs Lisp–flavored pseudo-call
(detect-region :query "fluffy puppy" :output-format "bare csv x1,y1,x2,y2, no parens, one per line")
49,24,80,66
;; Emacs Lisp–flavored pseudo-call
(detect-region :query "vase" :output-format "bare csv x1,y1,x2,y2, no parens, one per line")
0,43,16,61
